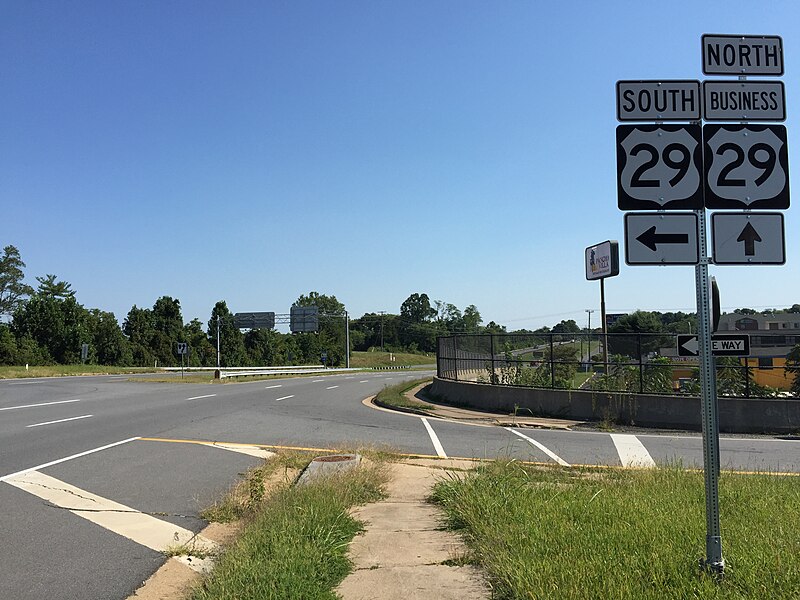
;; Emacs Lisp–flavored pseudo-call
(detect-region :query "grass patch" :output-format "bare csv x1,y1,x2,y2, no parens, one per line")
431,461,800,599
351,350,435,368
373,378,435,413
0,365,157,379
191,452,389,600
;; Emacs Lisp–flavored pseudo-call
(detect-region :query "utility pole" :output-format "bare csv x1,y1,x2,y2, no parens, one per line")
345,311,350,369
379,311,386,351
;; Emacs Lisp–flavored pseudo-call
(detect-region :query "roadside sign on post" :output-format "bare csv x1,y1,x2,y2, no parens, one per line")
585,240,619,280
702,34,783,76
616,80,701,121
703,124,790,209
711,212,785,265
677,334,751,357
81,343,89,361
176,343,189,355
702,80,785,121
617,125,704,210
624,213,699,265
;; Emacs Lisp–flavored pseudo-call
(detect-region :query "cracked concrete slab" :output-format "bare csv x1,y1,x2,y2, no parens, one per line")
336,462,488,600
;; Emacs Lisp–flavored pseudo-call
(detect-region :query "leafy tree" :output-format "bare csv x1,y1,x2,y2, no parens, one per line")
12,294,90,363
91,310,131,365
552,319,581,335
786,344,800,397
483,321,507,334
400,293,436,324
607,311,667,358
462,305,482,332
294,292,347,365
788,304,800,314
123,305,156,366
184,319,216,367
0,245,34,318
35,274,76,299
208,301,247,366
734,308,757,315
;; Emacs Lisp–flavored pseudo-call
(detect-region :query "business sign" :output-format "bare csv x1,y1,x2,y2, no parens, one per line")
617,125,704,210
702,80,785,121
703,124,789,209
624,212,699,265
234,311,276,330
290,306,319,333
585,240,620,280
711,212,785,265
617,80,701,121
677,334,750,357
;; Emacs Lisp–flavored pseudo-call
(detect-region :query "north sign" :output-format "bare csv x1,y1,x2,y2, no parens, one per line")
617,124,704,210
617,80,701,121
677,334,751,357
711,212,785,265
702,80,785,121
703,124,789,209
624,212,699,265
702,34,783,76
585,240,620,280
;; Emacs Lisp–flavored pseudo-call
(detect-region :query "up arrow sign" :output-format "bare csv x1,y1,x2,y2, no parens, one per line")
677,334,751,357
737,222,762,256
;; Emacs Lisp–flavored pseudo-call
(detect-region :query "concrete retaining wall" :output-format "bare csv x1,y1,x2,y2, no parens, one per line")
429,377,800,434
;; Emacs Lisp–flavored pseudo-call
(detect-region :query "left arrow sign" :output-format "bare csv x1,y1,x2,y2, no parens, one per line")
636,226,690,251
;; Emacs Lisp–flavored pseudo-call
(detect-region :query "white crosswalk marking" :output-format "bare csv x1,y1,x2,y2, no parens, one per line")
611,434,656,468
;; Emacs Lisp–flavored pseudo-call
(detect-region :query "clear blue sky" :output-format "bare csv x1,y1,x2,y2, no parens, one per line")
1,1,798,331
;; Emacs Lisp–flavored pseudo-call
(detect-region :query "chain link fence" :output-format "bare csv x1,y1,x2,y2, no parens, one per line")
437,332,799,398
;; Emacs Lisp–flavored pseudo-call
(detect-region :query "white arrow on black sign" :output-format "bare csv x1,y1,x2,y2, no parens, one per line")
677,334,751,357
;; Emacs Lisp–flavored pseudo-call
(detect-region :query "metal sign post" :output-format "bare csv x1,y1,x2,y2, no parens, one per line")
695,208,724,575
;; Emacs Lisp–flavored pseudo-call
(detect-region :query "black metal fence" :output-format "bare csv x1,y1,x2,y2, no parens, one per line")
437,332,799,398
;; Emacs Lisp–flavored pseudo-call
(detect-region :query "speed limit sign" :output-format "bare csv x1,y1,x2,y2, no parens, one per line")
616,124,704,210
703,124,789,209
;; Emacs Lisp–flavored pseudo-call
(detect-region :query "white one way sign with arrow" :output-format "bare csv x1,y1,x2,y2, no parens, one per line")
677,334,751,357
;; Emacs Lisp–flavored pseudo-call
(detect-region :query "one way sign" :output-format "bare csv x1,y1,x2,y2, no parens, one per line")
677,334,750,357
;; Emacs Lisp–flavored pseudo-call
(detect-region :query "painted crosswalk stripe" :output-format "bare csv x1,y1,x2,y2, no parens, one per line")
506,428,570,466
421,418,447,458
26,415,93,428
4,470,218,572
1,399,80,412
186,394,216,401
611,434,656,468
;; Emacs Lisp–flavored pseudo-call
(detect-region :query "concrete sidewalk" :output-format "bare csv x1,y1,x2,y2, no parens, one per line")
336,459,489,600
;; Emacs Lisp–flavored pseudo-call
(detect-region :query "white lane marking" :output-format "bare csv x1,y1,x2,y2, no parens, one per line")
26,415,93,428
384,377,394,380
359,380,369,383
206,443,275,460
0,437,140,483
326,385,339,390
312,379,325,383
4,470,218,571
506,428,570,466
275,395,295,402
8,381,42,385
264,384,282,389
344,376,355,379
611,434,656,468
0,399,81,412
421,418,447,458
186,394,216,401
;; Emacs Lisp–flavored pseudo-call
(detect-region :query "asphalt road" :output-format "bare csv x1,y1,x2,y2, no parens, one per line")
1,371,799,599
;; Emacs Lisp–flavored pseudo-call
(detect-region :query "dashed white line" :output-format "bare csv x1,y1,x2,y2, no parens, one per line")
312,379,325,383
186,394,216,401
611,434,656,468
8,381,42,385
264,385,282,389
0,399,81,411
359,380,369,383
506,428,570,466
0,437,140,483
26,415,93,428
326,385,339,390
275,395,295,402
421,418,447,458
